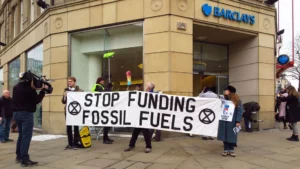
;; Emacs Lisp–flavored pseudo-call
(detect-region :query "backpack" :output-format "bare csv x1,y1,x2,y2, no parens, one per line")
77,126,92,148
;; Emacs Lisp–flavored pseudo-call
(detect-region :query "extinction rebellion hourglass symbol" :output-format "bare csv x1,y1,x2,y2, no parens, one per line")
199,109,216,124
68,101,82,116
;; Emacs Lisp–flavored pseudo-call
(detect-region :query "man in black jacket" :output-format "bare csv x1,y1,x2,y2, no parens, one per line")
0,90,14,143
12,72,47,167
243,102,260,133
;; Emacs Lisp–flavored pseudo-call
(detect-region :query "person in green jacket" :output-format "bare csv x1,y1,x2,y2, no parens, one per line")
92,77,114,144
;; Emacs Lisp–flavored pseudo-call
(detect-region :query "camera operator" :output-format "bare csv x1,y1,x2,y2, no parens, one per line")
12,72,48,167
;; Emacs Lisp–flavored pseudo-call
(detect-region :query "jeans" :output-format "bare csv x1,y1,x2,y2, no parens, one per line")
223,142,234,152
0,117,12,141
14,112,34,161
129,128,152,149
244,117,251,132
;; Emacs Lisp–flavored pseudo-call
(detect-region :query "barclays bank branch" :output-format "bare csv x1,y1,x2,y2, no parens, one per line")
0,0,276,135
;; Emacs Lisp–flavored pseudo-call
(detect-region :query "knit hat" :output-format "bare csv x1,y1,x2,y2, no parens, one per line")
224,85,236,93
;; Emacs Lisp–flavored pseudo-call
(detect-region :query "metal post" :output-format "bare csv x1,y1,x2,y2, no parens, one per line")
108,58,111,82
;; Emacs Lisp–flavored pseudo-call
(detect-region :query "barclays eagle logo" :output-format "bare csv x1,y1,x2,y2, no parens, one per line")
202,4,212,16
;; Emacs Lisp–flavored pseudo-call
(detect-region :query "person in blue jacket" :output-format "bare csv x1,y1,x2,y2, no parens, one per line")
217,85,243,157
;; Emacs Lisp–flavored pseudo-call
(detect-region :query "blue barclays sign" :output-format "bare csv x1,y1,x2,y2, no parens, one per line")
202,4,255,25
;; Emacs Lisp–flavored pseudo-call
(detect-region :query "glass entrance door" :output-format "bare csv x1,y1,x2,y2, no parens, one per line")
193,74,228,96
217,75,229,95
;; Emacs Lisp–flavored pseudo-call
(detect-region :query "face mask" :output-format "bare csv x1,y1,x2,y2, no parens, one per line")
252,111,257,114
69,87,76,91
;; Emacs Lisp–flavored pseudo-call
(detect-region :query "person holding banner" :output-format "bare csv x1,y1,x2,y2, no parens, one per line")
124,82,154,153
62,77,83,150
217,85,243,157
91,77,114,144
199,86,218,140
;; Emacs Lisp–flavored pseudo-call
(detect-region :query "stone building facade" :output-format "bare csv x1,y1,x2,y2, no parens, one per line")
0,0,276,135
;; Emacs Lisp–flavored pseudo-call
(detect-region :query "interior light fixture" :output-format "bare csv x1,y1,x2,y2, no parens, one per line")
197,36,207,40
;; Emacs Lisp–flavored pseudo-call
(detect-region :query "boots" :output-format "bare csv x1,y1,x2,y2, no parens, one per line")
287,134,299,142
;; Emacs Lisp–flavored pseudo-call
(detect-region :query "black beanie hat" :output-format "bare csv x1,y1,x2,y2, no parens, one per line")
224,85,236,93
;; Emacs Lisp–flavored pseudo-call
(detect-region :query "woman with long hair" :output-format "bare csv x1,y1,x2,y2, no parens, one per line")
217,86,243,157
279,85,300,141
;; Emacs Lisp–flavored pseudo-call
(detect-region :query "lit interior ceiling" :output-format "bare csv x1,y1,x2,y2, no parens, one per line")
193,23,257,45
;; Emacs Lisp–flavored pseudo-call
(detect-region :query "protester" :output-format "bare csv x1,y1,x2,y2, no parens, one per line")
0,90,14,143
243,102,260,133
12,72,47,167
199,86,218,140
218,85,243,157
275,90,290,129
91,77,114,144
124,82,154,153
62,77,83,150
279,85,300,142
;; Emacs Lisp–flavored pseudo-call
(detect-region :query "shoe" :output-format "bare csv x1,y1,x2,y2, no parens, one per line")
64,145,72,150
103,140,113,144
15,157,21,163
287,135,295,141
229,152,236,157
72,145,78,150
124,147,134,152
107,138,114,142
234,144,238,147
5,139,13,142
284,126,288,129
222,152,228,156
154,139,162,142
287,135,299,142
20,159,38,167
1,140,6,143
202,137,208,140
209,137,214,140
145,148,151,153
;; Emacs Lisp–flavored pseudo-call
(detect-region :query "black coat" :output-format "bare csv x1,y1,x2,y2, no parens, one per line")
0,96,13,118
280,95,300,123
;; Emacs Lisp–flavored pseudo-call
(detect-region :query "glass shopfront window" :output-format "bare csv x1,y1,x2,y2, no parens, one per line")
70,23,143,133
193,42,229,96
8,57,21,94
27,43,43,128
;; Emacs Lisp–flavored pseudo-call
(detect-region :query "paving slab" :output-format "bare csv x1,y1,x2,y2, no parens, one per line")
263,153,300,163
104,160,135,169
80,158,118,168
176,156,205,169
248,157,300,169
146,163,177,169
125,162,152,169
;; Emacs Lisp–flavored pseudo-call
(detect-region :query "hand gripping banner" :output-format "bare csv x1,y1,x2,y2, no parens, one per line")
66,91,235,137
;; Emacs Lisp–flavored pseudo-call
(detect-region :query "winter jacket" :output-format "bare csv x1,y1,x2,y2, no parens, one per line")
242,102,260,121
217,100,243,144
199,91,219,98
279,95,300,123
0,96,13,118
12,81,45,112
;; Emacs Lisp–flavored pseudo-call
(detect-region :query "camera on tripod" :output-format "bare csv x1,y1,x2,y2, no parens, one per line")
20,70,54,94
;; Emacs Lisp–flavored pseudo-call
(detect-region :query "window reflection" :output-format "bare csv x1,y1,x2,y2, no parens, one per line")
8,57,21,95
27,43,43,128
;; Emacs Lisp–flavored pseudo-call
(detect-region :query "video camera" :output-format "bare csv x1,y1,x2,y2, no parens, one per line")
20,70,54,94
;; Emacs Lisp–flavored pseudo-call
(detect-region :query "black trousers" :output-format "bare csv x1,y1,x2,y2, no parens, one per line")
67,125,79,146
129,128,152,149
103,127,110,141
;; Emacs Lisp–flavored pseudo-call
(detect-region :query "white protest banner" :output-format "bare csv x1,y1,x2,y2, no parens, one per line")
220,100,235,122
66,91,223,137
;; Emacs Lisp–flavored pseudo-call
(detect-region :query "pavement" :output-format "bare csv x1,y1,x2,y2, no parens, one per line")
1,126,300,169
